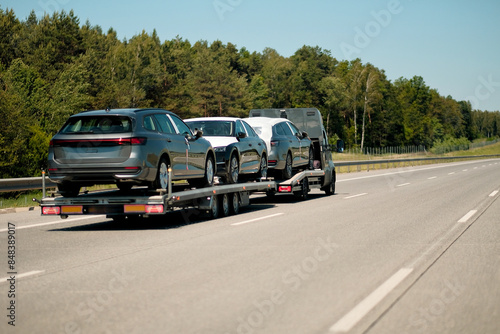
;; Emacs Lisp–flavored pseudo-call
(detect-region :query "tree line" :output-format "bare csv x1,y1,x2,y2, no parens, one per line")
1,9,499,178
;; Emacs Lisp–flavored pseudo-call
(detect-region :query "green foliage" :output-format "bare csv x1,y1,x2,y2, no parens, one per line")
0,8,499,178
430,136,471,154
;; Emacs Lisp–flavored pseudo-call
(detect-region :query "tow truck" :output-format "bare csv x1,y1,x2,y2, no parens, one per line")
40,108,343,221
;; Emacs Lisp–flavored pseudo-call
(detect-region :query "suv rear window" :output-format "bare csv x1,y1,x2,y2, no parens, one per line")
60,116,132,134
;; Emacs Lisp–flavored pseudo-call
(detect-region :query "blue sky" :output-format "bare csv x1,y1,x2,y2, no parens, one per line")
2,0,500,111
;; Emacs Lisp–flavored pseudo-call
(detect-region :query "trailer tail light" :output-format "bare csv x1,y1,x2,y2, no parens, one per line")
124,204,164,214
278,185,292,193
145,205,164,214
42,206,61,215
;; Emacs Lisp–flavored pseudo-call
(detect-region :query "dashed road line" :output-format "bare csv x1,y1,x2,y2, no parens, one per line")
458,210,477,223
0,216,106,233
1,270,45,284
231,213,284,226
344,193,368,199
329,268,414,333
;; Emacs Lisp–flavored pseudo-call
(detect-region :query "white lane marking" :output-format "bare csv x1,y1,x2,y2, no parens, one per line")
490,190,499,197
0,216,106,233
344,193,368,199
448,172,455,175
462,169,468,172
397,183,410,187
1,270,45,283
428,176,437,180
474,167,478,169
231,213,284,226
458,210,477,223
330,267,414,333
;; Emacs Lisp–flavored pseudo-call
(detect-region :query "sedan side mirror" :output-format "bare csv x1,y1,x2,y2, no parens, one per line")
237,132,247,139
301,131,309,138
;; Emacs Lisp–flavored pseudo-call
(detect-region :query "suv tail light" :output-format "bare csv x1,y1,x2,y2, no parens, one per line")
50,137,147,147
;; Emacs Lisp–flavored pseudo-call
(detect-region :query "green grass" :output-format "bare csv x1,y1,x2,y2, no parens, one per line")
0,190,44,210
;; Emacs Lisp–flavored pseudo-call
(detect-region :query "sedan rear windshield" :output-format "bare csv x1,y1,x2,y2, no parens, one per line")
59,116,132,134
187,121,234,137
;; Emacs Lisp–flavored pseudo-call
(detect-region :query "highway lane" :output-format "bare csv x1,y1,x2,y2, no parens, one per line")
0,159,499,334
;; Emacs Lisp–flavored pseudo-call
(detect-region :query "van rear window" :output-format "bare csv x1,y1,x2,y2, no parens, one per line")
60,116,132,134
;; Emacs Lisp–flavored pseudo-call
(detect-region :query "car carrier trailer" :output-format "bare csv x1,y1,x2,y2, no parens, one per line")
39,168,334,221
40,107,341,221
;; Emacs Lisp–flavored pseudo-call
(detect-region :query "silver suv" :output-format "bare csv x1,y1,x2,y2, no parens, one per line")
48,108,216,196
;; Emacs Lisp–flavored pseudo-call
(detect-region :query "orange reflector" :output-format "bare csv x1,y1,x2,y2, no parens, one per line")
278,186,292,193
124,204,146,213
61,205,83,214
124,204,164,214
42,206,60,215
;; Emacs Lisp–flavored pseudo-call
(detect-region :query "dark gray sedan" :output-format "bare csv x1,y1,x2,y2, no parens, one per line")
184,117,267,184
48,108,216,196
244,117,313,179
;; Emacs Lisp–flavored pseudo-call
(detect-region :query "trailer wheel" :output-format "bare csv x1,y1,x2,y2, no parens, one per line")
208,194,219,219
230,192,240,215
294,177,309,200
220,193,230,217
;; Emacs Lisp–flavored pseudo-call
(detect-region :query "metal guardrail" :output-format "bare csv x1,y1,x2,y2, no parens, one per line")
334,154,500,172
0,175,57,193
1,155,499,193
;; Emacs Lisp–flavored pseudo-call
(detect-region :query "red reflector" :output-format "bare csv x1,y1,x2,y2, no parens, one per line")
124,167,140,170
278,186,292,193
42,206,61,215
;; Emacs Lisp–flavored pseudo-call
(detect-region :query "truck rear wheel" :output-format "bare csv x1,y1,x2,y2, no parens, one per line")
324,172,336,195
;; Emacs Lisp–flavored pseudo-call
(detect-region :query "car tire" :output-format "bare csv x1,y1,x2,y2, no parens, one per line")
324,172,336,195
152,157,170,190
282,152,293,180
57,183,80,197
227,153,239,184
257,155,268,180
204,155,215,187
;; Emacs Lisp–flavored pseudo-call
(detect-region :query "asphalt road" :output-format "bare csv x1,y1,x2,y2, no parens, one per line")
1,159,499,334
